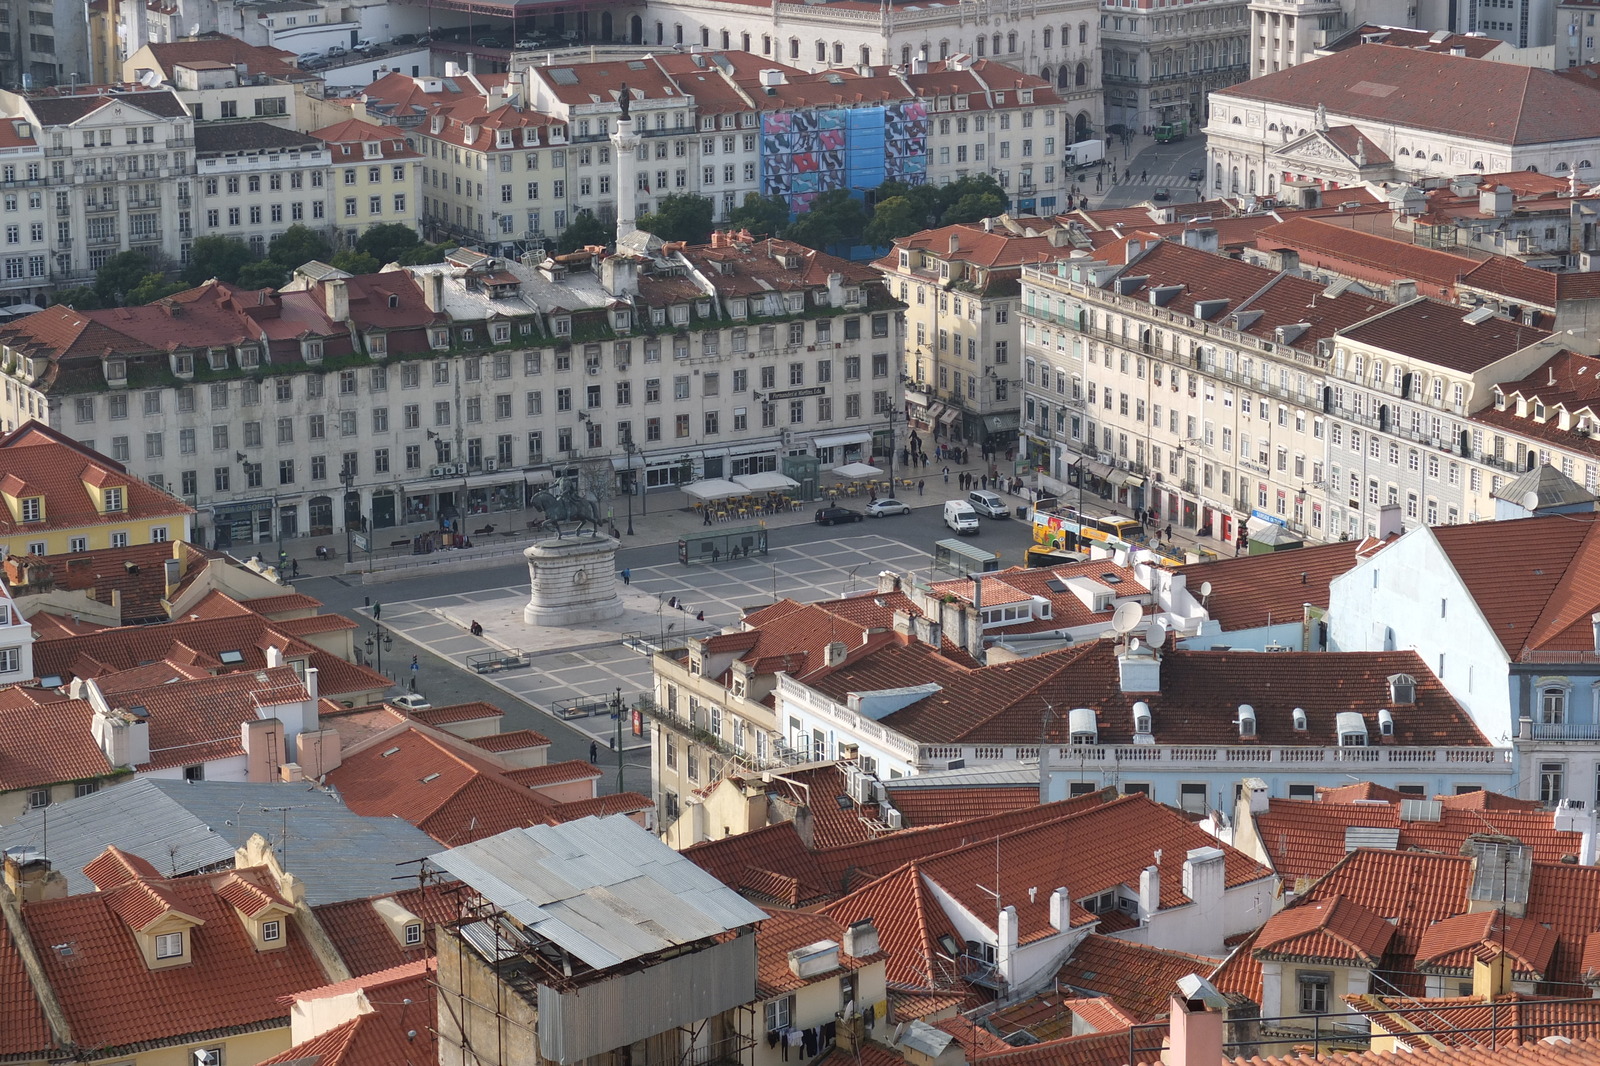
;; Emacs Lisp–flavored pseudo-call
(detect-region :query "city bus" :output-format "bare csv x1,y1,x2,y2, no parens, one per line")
1025,546,1089,568
1031,507,1143,551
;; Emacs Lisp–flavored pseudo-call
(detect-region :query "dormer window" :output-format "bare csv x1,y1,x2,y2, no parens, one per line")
155,932,184,959
552,316,571,336
431,328,450,349
106,360,126,382
364,140,381,158
261,919,281,942
1068,707,1098,744
405,922,423,946
1494,389,1506,410
1336,711,1368,746
238,347,260,369
209,348,228,370
104,488,124,513
1534,400,1546,421
493,322,510,343
20,497,41,522
303,340,323,363
1388,673,1416,704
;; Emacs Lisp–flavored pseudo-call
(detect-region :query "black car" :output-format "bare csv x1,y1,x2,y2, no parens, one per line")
1187,167,1204,182
814,506,865,526
1152,189,1170,202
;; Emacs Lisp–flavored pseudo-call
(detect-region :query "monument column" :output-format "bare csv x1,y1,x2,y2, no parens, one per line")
612,83,641,243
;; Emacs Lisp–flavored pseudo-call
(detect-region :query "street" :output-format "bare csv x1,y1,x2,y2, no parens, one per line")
1079,133,1210,211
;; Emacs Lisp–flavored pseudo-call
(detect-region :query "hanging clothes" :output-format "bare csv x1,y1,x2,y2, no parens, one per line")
767,1031,780,1049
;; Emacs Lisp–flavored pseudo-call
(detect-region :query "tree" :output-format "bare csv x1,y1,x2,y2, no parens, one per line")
782,189,867,252
182,236,256,286
725,193,789,238
355,222,424,266
576,458,617,529
237,260,290,290
862,196,926,247
636,193,715,244
942,191,1008,225
394,240,456,267
936,175,1009,221
555,212,613,254
93,251,158,304
330,250,380,275
125,272,187,305
52,287,101,310
268,224,332,269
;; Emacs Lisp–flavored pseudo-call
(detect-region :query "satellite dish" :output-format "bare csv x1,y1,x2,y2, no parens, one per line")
1150,618,1170,649
1112,601,1142,634
1200,580,1213,598
1522,490,1540,512
1128,637,1141,652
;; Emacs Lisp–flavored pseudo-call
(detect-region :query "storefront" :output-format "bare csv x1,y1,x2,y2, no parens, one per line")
983,412,1021,451
935,405,963,441
210,499,274,548
404,472,525,530
811,430,873,468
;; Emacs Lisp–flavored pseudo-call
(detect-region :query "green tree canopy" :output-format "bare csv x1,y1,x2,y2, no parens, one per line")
53,287,102,310
330,250,380,275
355,222,425,266
125,272,187,305
181,236,255,286
862,196,926,247
555,212,613,254
268,224,333,269
725,194,790,238
236,260,290,291
93,251,159,304
781,190,867,252
636,193,715,244
942,191,1008,226
394,240,456,267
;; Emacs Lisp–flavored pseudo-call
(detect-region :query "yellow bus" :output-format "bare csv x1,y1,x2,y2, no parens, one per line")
1031,507,1143,551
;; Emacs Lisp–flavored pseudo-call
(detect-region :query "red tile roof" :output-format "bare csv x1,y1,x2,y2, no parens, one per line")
406,701,504,727
1336,298,1551,373
1256,217,1480,296
1235,1034,1600,1065
937,1016,1016,1057
469,729,553,753
0,421,193,535
1346,994,1600,1049
1255,896,1395,964
972,1030,1146,1066
1043,934,1222,1025
1477,349,1600,462
313,885,464,976
1414,910,1560,979
1218,44,1600,146
23,861,330,1053
823,862,962,987
1429,512,1600,657
747,909,887,997
1250,793,1586,883
1178,537,1382,633
503,760,601,789
882,784,1041,826
258,960,437,1066
0,891,52,1057
0,692,112,790
109,664,309,771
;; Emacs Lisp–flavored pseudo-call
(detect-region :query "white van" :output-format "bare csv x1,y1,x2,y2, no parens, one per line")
967,489,1007,518
944,499,980,535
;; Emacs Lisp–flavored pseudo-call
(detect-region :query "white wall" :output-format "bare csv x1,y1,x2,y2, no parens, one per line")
1327,525,1513,739
142,754,250,782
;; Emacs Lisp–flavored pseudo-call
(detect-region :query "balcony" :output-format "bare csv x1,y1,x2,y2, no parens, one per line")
1520,720,1600,741
915,741,1514,772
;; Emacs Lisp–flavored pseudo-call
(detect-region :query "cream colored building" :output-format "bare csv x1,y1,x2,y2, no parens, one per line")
310,117,422,244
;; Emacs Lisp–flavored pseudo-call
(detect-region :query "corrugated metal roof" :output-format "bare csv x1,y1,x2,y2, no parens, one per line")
0,778,438,904
430,815,767,970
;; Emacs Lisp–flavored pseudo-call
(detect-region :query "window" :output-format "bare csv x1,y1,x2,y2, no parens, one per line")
26,789,48,810
1541,686,1568,724
261,920,282,942
155,932,185,959
1297,972,1330,1014
1540,762,1566,804
1178,782,1206,814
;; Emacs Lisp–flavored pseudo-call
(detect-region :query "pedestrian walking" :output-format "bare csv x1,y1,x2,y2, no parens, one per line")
917,478,925,496
290,558,299,578
620,567,631,585
1164,523,1173,541
981,474,989,490
589,741,598,764
943,465,950,483
1140,169,1147,183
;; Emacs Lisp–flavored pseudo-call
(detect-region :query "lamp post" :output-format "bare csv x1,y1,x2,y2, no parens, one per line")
620,429,639,536
612,686,625,793
364,626,393,676
340,460,356,563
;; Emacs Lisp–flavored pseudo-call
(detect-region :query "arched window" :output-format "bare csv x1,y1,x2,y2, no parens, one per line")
976,36,985,56
1079,22,1089,44
833,42,844,64
1582,160,1595,170
1528,164,1540,172
1398,147,1409,156
1007,31,1017,51
1474,160,1485,170
1214,162,1223,186
1043,27,1053,47
860,45,871,65
1040,66,1052,85
1075,62,1086,86
816,40,827,62
1557,161,1571,173
938,39,949,59
993,33,1002,54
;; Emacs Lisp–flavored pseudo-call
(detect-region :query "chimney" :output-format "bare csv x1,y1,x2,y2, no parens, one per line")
948,233,960,255
912,614,942,649
266,645,285,668
3,853,67,903
1377,502,1403,539
1181,847,1226,954
1049,886,1070,930
1118,641,1162,693
163,557,181,598
242,718,285,782
92,706,150,769
1392,279,1418,304
843,919,879,957
424,271,445,313
1139,864,1161,919
996,905,1018,988
1163,987,1225,1066
323,277,349,322
824,641,848,667
1471,946,1515,1000
827,271,845,307
892,608,915,638
1244,776,1269,814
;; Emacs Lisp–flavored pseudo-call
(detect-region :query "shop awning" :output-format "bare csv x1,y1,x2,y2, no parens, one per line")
834,462,883,479
937,407,964,427
732,471,799,492
1106,470,1134,488
906,391,932,408
812,430,872,450
1082,459,1115,480
1123,475,1146,489
923,403,947,422
683,479,745,502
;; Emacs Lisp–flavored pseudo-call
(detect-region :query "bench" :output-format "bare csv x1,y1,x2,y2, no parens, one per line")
390,538,410,548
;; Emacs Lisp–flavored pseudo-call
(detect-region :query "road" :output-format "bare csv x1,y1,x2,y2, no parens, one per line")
1083,135,1210,211
296,500,1044,796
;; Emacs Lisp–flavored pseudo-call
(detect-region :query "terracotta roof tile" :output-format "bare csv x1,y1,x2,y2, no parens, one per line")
1336,298,1551,373
1346,994,1600,1049
972,1030,1146,1066
0,885,52,1057
0,421,192,536
823,863,961,987
0,694,111,790
503,760,602,788
404,701,504,726
1415,910,1559,978
881,785,1041,826
937,1016,1016,1056
1235,1033,1600,1065
83,845,162,889
1027,934,1220,1027
258,960,437,1066
23,863,329,1052
1217,44,1600,145
314,884,464,976
470,729,553,753
746,909,886,997
1255,896,1395,964
1256,217,1480,295
1177,537,1381,633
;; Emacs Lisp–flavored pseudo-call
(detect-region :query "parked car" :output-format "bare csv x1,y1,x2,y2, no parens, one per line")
967,489,1008,518
867,498,911,517
295,52,324,66
1152,189,1170,202
353,38,376,52
391,693,432,711
516,37,542,48
814,506,865,526
324,44,347,57
1187,167,1203,182
475,36,504,47
390,33,417,45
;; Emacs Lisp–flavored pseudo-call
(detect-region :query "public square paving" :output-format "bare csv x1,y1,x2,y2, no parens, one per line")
374,533,934,747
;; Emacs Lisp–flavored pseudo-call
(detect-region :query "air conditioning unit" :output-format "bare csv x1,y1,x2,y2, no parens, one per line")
483,459,498,471
883,807,903,830
430,465,448,477
588,365,600,375
453,463,467,475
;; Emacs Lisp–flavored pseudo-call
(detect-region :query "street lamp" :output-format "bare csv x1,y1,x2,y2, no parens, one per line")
340,460,356,563
364,627,394,675
620,428,639,536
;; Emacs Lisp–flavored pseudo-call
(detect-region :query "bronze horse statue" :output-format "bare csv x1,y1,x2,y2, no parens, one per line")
529,484,603,538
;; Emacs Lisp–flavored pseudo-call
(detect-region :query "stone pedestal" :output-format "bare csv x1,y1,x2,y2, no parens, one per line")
523,536,624,626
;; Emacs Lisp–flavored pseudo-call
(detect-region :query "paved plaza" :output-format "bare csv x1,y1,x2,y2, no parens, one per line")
372,532,936,753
